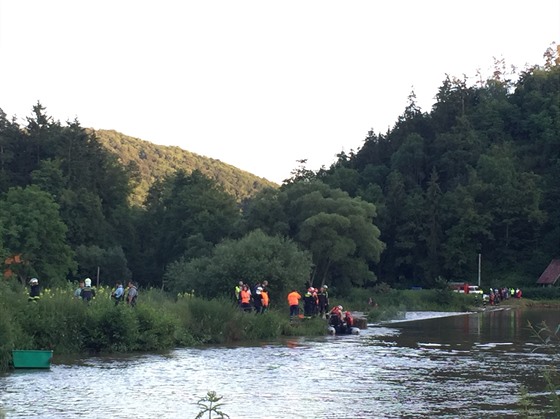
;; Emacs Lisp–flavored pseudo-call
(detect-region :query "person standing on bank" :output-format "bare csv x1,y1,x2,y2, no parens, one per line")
287,289,301,318
80,278,96,302
111,281,125,305
74,280,84,299
318,285,329,318
28,278,41,302
126,281,138,306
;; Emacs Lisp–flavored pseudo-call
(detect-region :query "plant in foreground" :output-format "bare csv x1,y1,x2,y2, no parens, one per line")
195,391,230,419
526,321,560,416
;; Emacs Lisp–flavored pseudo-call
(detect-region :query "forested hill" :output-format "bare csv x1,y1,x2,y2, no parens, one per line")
313,52,560,286
94,129,278,205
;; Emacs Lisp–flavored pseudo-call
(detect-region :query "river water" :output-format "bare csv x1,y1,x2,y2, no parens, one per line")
1,308,558,418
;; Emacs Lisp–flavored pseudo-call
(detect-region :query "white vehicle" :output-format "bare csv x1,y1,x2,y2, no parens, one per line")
467,285,483,295
452,284,483,295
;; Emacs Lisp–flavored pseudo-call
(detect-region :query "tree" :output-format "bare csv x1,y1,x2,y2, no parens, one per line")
390,133,426,188
420,168,444,284
164,229,311,298
138,170,241,286
245,181,384,291
74,245,131,283
0,185,76,285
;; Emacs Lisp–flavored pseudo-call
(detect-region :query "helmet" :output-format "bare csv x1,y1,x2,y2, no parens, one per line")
29,278,38,285
338,305,343,310
84,278,92,287
323,285,328,289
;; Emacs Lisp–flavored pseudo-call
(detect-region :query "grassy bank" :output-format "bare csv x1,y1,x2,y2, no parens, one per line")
0,282,326,372
1,281,558,372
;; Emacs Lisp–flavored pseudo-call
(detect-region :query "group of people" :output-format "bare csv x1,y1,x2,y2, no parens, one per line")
286,286,356,334
26,277,138,306
488,287,522,305
234,280,270,313
327,304,355,334
287,285,330,318
73,278,97,302
106,280,138,307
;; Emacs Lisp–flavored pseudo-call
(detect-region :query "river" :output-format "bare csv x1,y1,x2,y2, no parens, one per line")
1,307,558,418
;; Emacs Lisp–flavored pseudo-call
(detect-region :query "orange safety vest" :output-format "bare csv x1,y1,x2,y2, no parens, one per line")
240,289,251,304
261,290,269,307
287,291,301,306
330,306,341,317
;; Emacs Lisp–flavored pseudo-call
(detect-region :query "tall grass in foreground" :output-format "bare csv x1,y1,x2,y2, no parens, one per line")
525,321,560,416
0,282,326,371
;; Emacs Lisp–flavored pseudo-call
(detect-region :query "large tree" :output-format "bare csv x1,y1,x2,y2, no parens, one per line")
244,181,384,292
136,170,241,286
164,229,311,299
0,185,76,285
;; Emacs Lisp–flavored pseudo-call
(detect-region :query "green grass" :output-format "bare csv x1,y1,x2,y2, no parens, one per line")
2,279,556,373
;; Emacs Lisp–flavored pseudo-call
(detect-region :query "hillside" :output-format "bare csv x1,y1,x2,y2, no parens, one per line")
93,129,278,205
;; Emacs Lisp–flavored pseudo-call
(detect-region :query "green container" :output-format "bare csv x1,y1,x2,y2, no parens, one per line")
12,350,53,369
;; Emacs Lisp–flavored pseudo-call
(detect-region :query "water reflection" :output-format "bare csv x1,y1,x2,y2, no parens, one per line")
0,308,557,418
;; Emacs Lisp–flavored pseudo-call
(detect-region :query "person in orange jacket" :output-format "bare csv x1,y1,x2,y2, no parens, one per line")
240,285,252,312
261,288,270,313
287,289,301,317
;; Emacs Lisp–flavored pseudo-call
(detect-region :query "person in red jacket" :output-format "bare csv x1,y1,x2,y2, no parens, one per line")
344,311,354,330
287,289,301,317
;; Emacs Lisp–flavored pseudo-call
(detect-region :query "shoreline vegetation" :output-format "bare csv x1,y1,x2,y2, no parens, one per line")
1,281,558,373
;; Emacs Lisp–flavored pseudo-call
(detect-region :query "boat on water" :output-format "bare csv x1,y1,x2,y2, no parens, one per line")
327,324,361,335
327,306,361,335
12,350,53,369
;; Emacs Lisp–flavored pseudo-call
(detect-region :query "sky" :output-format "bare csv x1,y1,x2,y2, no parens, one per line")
0,1,558,184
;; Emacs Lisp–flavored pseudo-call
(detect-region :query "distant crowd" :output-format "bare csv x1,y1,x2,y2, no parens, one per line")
234,281,333,318
27,277,138,306
235,280,270,313
488,287,522,305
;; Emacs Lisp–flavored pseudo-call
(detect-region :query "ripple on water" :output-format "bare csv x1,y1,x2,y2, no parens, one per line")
1,310,557,418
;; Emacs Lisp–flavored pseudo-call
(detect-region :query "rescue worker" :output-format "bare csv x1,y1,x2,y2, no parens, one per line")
287,289,301,318
303,287,316,317
80,278,96,302
234,281,243,304
239,285,252,312
318,285,329,318
253,286,264,313
328,305,343,330
261,288,270,313
344,311,354,333
28,278,41,302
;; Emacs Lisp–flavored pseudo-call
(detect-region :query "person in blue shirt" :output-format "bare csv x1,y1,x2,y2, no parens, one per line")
111,281,125,305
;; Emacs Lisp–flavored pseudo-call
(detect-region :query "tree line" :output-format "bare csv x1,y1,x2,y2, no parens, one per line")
311,47,560,288
0,47,558,296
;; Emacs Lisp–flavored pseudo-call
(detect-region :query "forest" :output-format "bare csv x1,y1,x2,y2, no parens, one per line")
0,47,558,298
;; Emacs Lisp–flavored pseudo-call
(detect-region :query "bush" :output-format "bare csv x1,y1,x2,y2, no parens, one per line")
520,287,560,300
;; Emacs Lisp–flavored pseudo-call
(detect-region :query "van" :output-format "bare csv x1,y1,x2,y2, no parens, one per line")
467,285,483,295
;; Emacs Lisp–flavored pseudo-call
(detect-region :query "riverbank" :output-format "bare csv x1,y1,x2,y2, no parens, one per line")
1,281,558,373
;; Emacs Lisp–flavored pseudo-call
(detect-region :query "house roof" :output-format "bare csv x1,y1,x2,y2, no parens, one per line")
537,259,560,285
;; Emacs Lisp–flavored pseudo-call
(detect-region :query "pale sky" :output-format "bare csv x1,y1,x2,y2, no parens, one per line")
0,1,558,183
